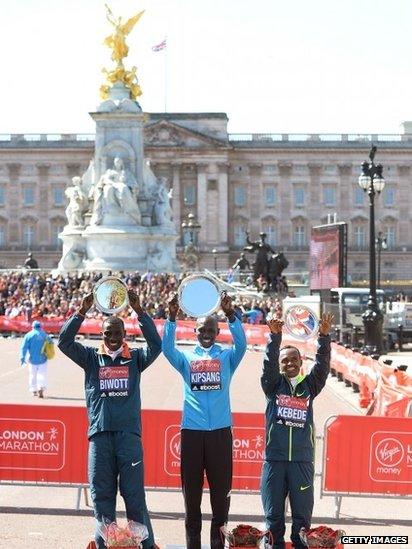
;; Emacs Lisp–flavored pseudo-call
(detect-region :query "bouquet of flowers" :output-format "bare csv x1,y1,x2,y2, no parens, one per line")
220,524,270,548
299,526,345,548
98,520,148,548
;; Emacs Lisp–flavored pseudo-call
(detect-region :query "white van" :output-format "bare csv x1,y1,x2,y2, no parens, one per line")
329,287,385,328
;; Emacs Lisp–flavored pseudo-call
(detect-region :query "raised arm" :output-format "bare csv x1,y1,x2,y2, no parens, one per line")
261,318,283,397
128,290,161,372
161,295,185,372
58,293,94,370
221,292,246,371
306,312,333,397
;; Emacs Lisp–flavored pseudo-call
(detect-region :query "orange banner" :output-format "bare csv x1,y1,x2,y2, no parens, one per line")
323,415,412,495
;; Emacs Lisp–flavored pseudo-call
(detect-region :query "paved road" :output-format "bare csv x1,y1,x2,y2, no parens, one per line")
0,336,411,548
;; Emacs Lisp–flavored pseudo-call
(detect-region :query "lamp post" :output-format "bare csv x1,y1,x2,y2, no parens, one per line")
212,248,218,271
358,145,385,354
181,212,201,270
376,231,387,290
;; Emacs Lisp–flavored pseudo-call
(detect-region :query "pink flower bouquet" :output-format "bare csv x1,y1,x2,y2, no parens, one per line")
98,520,148,548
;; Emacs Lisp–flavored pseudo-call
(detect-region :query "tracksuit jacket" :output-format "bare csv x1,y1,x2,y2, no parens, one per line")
58,313,161,438
20,327,51,365
261,333,331,461
161,317,247,430
260,332,331,549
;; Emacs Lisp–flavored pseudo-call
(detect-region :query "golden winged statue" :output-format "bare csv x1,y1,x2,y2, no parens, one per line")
103,3,145,65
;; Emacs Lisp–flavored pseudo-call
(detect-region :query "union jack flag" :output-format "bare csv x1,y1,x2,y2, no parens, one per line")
287,306,316,336
152,39,167,52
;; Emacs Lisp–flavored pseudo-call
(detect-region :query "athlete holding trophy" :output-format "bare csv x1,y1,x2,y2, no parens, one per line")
261,309,333,549
162,274,247,549
58,277,161,549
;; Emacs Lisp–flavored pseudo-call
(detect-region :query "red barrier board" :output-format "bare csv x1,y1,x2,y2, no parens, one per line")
323,415,412,495
0,316,273,347
0,404,265,490
0,404,89,483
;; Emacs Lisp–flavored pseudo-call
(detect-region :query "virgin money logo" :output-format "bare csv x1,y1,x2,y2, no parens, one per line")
375,438,404,467
169,431,181,460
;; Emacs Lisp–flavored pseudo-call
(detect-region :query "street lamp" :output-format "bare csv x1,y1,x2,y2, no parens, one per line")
358,145,386,354
212,248,218,271
181,212,201,270
376,231,387,289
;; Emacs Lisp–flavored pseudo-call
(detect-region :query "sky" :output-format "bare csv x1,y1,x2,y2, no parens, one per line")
1,0,412,135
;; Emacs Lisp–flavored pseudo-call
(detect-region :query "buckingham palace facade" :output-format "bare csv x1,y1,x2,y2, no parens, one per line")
0,113,411,285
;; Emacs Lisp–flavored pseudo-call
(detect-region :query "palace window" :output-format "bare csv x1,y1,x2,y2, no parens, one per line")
183,185,196,206
323,186,336,206
23,187,35,206
294,187,305,207
234,186,246,207
53,188,65,206
293,225,306,247
264,186,276,206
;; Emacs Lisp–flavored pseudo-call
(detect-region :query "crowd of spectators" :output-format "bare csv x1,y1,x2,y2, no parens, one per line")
0,271,283,325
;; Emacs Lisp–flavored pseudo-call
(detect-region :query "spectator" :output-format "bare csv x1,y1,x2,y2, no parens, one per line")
24,252,39,269
20,320,53,398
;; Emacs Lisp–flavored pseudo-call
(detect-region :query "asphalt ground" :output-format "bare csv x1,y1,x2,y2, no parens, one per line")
0,335,411,548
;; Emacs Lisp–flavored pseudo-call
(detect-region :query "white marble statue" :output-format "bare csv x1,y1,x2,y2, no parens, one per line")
113,156,140,198
90,165,141,226
153,177,173,227
65,176,88,227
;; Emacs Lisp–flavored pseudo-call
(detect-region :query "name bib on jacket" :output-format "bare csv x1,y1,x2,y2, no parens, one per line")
99,365,129,397
190,359,221,391
275,394,309,428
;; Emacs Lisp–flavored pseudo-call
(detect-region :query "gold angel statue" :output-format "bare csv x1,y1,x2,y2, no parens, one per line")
103,3,145,65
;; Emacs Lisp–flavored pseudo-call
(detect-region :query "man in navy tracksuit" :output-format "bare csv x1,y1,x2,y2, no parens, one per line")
58,290,161,549
260,313,333,549
162,294,247,549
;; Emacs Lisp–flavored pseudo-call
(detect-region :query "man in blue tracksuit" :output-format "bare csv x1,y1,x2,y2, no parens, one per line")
58,290,161,549
20,320,53,398
261,313,333,549
162,293,247,549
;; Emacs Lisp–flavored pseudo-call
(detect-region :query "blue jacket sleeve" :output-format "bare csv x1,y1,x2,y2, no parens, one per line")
58,314,93,370
161,319,185,373
261,333,282,398
306,335,331,397
136,313,162,372
228,317,247,372
20,333,30,362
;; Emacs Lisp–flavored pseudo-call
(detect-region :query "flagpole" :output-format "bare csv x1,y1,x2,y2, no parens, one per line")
164,35,168,112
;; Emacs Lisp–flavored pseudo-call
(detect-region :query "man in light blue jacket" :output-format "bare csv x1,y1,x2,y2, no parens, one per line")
20,320,52,398
162,293,247,549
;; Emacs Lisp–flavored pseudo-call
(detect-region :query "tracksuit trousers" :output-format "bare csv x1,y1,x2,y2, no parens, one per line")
181,427,233,549
261,460,314,549
88,431,155,549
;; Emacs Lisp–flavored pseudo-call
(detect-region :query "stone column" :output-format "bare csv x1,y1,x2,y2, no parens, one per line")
217,162,229,249
338,164,353,221
6,163,21,244
307,162,323,221
397,164,410,244
37,164,51,244
196,163,208,246
248,163,263,235
172,162,181,232
278,162,293,247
